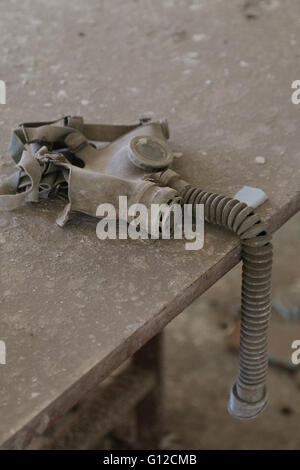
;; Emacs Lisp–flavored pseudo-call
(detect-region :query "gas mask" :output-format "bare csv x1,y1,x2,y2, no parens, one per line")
0,116,180,229
0,116,273,420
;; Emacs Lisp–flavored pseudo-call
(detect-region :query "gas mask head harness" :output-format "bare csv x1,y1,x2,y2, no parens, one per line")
0,115,273,420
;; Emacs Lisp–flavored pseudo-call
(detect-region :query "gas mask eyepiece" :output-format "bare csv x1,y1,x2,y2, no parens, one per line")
128,135,173,171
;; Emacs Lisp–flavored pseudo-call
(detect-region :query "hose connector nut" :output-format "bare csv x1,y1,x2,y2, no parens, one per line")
228,382,268,420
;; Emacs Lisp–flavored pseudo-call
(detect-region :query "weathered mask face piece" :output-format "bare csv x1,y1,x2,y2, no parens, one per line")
0,116,180,228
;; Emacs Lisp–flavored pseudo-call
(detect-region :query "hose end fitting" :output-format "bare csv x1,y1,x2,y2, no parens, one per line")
228,382,268,420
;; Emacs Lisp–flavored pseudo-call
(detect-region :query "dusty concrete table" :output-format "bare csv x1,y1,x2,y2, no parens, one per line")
1,0,300,449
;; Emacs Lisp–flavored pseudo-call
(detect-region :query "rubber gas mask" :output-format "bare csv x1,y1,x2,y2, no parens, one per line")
0,116,180,229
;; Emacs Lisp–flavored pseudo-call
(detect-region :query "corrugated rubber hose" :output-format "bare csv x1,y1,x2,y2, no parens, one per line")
152,170,272,419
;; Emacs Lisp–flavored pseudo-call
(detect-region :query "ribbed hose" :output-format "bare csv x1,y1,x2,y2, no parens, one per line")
180,185,272,418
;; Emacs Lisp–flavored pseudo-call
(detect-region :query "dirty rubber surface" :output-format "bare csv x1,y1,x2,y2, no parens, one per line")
0,0,300,449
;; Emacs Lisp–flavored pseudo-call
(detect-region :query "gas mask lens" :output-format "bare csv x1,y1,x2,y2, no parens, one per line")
128,135,173,171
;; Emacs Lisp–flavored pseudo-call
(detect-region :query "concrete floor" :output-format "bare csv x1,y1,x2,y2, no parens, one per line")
164,211,300,449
